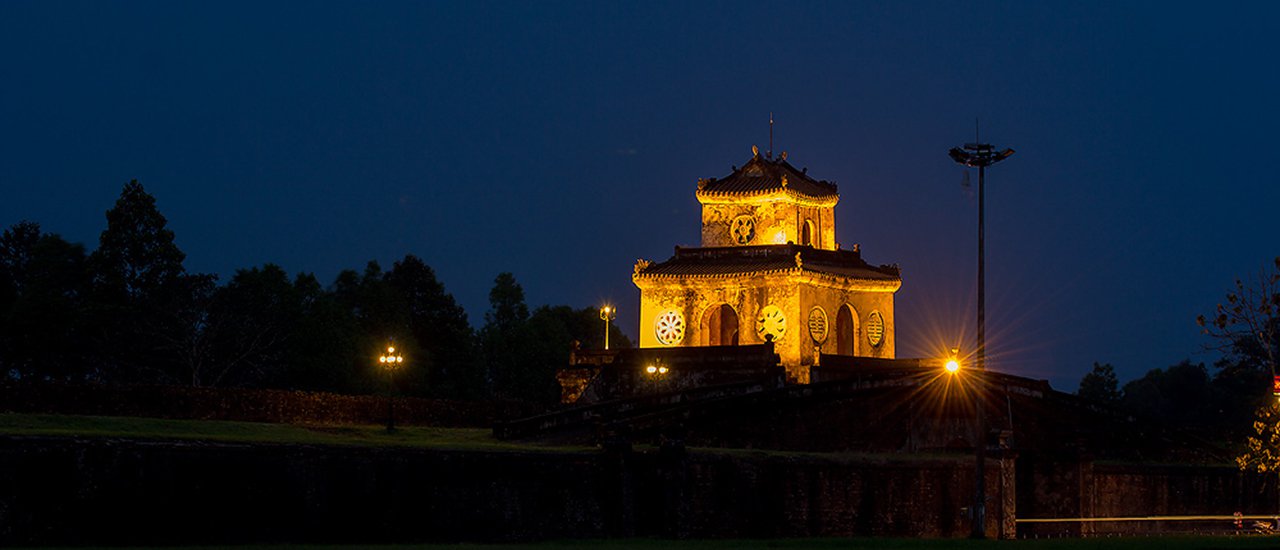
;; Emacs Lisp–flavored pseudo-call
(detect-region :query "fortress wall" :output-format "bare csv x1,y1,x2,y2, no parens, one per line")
0,437,1001,545
4,435,1264,545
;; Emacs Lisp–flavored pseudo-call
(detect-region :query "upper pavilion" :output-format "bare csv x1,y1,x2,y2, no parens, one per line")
632,146,902,383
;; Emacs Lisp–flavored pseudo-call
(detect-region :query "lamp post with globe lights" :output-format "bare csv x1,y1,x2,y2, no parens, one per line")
644,363,670,393
378,344,405,432
600,305,617,350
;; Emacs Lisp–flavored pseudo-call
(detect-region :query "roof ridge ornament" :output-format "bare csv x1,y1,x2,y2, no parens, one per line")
634,259,652,275
795,252,803,268
751,144,760,158
780,151,788,161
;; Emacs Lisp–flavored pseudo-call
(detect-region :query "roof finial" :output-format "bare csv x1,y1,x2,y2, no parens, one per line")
768,112,774,159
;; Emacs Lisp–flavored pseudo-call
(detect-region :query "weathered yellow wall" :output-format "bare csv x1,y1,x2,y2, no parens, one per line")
636,270,896,383
699,197,836,250
799,282,896,360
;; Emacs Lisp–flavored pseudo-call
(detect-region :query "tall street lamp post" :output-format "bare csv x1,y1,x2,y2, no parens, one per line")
378,344,404,432
948,141,1013,539
600,305,617,350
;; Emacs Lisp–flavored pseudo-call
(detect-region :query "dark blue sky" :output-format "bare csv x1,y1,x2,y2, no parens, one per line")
3,1,1277,390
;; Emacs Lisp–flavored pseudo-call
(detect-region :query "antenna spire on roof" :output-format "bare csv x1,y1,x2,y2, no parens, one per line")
768,112,774,159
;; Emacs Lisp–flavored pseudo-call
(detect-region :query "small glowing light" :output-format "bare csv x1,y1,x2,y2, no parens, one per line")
646,365,657,374
397,356,403,363
945,359,960,373
658,366,669,374
773,231,787,244
388,346,395,353
379,356,386,363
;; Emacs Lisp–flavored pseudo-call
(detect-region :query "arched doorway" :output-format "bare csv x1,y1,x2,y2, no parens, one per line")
701,304,740,346
836,305,858,355
801,219,814,246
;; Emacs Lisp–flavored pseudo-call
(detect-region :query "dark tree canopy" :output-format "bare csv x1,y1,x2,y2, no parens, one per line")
386,255,480,398
284,272,363,393
1192,258,1280,440
85,180,201,383
1121,360,1217,434
1198,257,1279,378
485,272,529,332
0,222,92,381
0,221,42,296
482,272,532,400
200,264,300,387
1077,362,1120,404
1,182,616,404
92,180,187,300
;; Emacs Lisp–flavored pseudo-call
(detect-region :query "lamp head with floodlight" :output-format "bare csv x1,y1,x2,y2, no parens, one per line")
949,143,1015,168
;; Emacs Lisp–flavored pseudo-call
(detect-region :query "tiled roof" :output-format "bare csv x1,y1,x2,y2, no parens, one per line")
697,153,839,198
635,244,899,281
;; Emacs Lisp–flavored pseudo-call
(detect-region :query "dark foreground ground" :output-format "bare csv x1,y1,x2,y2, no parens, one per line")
14,536,1280,550
4,415,1274,546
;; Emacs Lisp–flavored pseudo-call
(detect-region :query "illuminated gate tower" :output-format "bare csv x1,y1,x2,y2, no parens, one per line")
633,146,902,383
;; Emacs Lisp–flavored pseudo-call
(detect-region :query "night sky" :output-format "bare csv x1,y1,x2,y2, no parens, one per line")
2,1,1277,390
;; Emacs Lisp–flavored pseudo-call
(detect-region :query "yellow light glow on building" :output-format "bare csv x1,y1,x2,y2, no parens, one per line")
632,146,902,383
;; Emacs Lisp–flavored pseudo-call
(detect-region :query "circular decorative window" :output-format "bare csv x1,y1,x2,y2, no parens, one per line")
866,310,885,347
730,215,756,245
654,309,685,346
807,306,828,343
756,305,786,342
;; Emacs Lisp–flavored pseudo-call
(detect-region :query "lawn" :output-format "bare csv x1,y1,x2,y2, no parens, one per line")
0,412,590,452
0,413,956,462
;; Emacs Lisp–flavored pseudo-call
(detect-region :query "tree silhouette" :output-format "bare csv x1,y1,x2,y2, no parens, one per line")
1198,257,1279,379
198,264,300,387
1077,362,1120,404
89,180,202,383
92,180,186,300
0,222,92,380
482,272,533,400
1121,360,1216,434
1196,258,1280,441
387,255,480,398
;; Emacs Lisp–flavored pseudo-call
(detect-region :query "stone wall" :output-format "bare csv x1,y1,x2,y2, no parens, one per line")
1016,457,1277,537
0,436,1002,545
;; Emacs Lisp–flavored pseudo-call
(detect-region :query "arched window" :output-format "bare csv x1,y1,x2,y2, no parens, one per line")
836,305,859,356
801,219,815,246
700,304,740,346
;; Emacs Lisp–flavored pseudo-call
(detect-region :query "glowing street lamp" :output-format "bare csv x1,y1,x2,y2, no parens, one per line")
947,141,1013,379
644,363,670,393
949,139,1013,540
378,344,405,432
600,305,617,350
945,348,961,374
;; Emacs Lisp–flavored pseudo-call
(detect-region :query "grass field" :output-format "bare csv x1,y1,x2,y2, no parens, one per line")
0,412,589,452
0,413,956,462
16,535,1280,550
